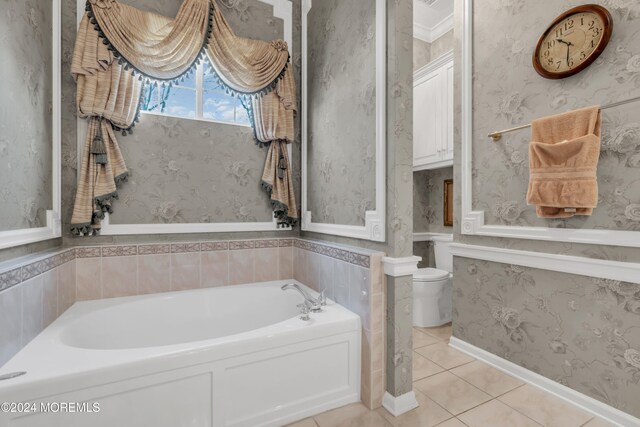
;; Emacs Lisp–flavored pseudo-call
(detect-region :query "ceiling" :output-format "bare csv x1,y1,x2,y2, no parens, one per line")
413,0,454,43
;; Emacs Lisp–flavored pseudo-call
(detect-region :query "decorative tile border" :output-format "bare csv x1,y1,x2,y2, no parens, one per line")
0,248,76,293
0,238,380,294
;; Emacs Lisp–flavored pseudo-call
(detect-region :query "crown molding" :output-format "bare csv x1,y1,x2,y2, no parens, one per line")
413,13,453,43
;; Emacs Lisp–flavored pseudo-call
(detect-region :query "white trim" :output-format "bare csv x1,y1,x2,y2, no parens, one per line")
413,13,453,43
450,243,640,285
382,391,419,417
0,0,62,250
449,337,638,427
413,232,452,242
459,0,640,248
414,50,454,82
301,0,386,242
75,0,293,235
412,158,453,172
382,256,422,277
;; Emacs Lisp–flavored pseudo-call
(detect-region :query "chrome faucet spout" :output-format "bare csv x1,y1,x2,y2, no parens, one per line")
281,283,323,312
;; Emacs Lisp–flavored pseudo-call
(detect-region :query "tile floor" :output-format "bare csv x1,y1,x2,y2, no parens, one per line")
288,324,617,427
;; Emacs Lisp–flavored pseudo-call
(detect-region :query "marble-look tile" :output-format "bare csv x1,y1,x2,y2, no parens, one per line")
200,251,228,288
138,254,171,294
415,342,474,370
371,331,384,373
413,328,440,349
433,418,467,427
371,368,385,409
285,418,318,427
314,402,392,427
101,256,137,298
349,264,371,330
42,269,58,327
582,417,617,427
498,385,593,427
278,246,294,280
457,399,541,427
371,292,384,334
414,371,492,415
413,351,445,380
450,360,524,397
57,260,76,315
254,248,279,282
370,254,384,295
76,257,102,301
0,285,22,366
293,247,307,285
228,249,254,285
171,253,200,291
332,259,350,306
418,323,452,342
306,252,322,291
21,276,43,347
377,390,452,427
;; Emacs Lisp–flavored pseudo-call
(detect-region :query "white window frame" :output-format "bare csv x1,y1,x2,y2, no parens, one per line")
140,63,252,128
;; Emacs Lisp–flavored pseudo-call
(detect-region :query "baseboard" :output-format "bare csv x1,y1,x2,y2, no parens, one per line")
449,337,640,427
382,390,419,417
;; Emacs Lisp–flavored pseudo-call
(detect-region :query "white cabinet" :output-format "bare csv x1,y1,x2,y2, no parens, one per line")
413,51,454,171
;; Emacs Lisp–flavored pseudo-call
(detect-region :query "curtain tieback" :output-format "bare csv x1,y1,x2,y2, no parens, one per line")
277,143,287,180
91,117,108,165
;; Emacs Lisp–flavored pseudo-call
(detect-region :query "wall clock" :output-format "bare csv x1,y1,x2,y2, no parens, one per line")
533,4,613,79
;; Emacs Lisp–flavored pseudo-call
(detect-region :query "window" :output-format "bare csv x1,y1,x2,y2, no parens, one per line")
140,59,251,126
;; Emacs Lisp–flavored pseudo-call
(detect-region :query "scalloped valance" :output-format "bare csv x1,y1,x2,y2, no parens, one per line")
70,0,297,235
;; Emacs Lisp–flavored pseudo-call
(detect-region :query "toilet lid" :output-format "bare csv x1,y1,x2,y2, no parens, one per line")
414,268,450,282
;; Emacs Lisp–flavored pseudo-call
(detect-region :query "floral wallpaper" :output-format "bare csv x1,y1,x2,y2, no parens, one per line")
0,0,52,231
306,0,377,226
472,0,640,230
453,258,640,418
413,37,431,71
414,166,453,234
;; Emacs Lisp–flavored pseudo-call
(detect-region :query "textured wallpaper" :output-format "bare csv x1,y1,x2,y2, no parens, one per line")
472,1,640,230
413,37,431,71
0,0,53,231
60,0,302,241
454,258,640,418
306,0,377,226
414,167,454,233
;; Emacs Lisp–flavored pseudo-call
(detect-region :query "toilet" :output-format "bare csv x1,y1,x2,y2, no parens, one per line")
413,234,453,327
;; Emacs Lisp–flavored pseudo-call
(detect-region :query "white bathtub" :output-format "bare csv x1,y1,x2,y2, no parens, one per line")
0,280,361,427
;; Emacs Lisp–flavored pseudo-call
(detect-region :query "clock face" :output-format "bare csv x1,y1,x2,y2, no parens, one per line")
533,5,613,79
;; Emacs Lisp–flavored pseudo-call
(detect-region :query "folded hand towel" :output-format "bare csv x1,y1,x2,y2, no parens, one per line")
526,106,601,218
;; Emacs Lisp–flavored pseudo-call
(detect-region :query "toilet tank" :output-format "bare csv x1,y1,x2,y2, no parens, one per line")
432,235,454,273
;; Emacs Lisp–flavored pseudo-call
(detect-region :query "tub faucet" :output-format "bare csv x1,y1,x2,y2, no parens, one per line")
281,283,325,313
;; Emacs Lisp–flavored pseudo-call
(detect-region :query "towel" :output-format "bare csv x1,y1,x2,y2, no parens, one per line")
526,106,601,218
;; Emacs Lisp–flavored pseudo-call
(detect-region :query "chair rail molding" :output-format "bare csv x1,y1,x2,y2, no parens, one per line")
75,0,293,235
459,0,640,248
300,0,386,242
450,243,640,285
0,0,62,250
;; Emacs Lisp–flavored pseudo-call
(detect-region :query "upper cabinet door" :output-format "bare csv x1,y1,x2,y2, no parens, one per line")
413,69,442,169
412,51,454,171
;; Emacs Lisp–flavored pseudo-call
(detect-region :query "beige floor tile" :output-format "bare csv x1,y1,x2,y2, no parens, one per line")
434,418,467,427
413,351,445,380
314,402,392,427
418,323,452,342
414,328,441,349
415,342,475,370
498,385,593,427
457,399,542,427
582,417,617,427
377,390,453,427
286,417,319,427
450,360,524,397
414,371,492,415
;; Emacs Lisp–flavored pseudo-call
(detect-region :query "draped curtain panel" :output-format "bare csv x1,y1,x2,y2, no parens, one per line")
70,0,297,235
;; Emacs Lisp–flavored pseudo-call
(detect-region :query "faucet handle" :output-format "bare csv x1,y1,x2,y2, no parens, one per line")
318,289,327,306
297,302,311,321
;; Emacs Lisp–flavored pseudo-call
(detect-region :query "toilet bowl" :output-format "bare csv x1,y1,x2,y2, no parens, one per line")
413,235,453,328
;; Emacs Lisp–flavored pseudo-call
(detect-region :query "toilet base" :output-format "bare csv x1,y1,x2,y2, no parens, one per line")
413,277,452,328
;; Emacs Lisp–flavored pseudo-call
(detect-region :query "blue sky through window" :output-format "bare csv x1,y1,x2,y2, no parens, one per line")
139,59,251,126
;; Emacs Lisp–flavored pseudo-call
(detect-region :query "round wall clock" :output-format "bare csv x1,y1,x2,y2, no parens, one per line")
533,4,613,79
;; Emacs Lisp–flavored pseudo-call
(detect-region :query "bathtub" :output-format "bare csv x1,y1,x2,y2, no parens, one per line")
0,280,361,427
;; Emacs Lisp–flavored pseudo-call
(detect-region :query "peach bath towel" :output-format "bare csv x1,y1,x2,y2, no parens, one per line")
526,106,601,218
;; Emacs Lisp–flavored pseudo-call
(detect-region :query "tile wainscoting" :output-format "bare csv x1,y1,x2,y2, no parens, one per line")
0,248,76,366
293,240,386,410
0,238,385,412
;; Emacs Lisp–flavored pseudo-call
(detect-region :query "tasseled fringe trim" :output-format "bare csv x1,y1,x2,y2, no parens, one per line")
261,180,297,227
70,222,93,236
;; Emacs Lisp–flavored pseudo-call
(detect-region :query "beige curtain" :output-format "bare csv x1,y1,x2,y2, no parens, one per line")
71,0,297,234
